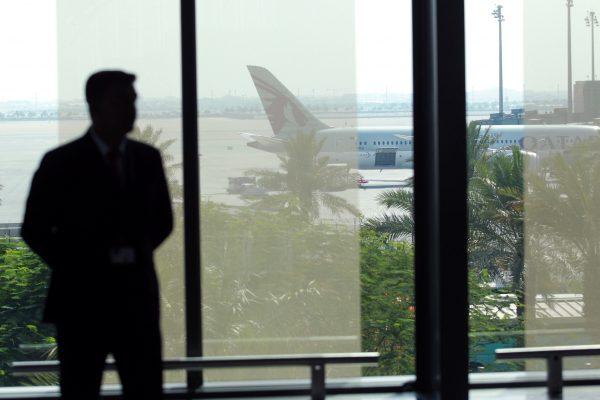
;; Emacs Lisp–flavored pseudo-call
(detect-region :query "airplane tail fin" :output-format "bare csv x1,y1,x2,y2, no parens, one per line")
247,65,330,137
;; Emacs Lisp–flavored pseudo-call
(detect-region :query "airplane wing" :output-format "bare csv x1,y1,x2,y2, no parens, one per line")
489,147,538,156
240,132,287,152
325,163,349,168
366,179,411,183
358,175,413,187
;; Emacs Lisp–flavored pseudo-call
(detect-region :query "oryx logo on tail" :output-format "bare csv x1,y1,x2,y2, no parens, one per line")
247,65,329,137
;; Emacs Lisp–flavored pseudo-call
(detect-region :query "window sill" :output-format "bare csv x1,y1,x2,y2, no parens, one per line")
470,370,600,389
1,372,600,399
0,377,413,399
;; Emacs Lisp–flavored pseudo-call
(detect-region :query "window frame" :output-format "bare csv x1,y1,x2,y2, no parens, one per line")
2,0,596,397
176,0,470,395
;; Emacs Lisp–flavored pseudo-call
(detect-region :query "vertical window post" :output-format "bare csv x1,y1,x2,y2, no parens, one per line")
412,0,440,394
413,0,468,397
180,0,202,392
437,0,469,396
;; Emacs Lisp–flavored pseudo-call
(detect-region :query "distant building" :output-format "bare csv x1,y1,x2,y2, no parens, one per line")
475,108,524,125
523,108,569,125
574,80,600,120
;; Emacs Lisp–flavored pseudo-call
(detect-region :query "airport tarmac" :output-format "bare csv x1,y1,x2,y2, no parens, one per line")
0,116,418,224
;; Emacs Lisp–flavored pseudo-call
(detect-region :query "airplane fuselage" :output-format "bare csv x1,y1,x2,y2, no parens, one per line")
244,66,600,170
258,124,600,170
313,127,413,169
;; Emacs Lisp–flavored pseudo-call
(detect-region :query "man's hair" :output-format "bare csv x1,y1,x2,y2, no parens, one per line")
85,70,136,108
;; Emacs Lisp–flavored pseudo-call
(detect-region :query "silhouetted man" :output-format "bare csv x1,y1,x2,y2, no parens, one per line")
22,71,173,399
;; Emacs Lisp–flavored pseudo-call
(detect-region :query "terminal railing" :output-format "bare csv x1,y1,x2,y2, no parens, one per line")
12,352,379,400
496,344,600,395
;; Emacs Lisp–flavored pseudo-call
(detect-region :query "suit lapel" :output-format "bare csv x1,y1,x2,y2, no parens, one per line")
77,131,123,198
80,131,108,174
123,140,139,192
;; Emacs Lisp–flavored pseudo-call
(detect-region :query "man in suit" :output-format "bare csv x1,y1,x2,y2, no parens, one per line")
21,70,173,399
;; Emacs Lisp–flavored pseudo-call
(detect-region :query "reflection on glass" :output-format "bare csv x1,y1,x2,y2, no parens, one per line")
0,0,184,387
468,0,600,373
0,1,59,386
198,0,415,381
198,2,361,379
0,0,417,388
56,0,185,384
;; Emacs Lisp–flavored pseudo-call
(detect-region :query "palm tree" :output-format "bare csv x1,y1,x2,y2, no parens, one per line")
467,121,494,180
129,124,182,200
364,123,494,243
363,189,413,241
364,122,527,315
246,131,360,222
526,138,600,329
469,147,525,314
129,124,185,358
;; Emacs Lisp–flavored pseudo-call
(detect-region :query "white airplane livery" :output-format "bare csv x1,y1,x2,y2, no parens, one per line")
242,66,600,170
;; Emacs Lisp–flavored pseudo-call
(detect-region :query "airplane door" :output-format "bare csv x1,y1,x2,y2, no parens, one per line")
375,149,396,167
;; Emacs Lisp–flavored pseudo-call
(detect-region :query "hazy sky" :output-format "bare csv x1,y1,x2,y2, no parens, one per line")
195,0,356,99
0,1,58,102
523,0,600,94
0,0,596,102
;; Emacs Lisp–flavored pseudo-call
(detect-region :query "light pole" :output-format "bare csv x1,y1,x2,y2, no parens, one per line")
492,5,505,115
586,11,599,81
567,0,574,114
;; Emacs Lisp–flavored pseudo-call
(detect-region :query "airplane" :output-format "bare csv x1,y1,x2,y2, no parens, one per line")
242,65,600,170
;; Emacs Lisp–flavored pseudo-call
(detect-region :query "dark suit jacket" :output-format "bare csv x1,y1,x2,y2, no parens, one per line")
21,130,173,323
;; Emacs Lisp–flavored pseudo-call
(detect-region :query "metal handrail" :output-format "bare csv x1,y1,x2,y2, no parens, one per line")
496,344,600,359
11,352,379,400
496,345,600,395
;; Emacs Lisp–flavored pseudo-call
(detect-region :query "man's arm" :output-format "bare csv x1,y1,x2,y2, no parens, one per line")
21,154,61,268
149,149,173,250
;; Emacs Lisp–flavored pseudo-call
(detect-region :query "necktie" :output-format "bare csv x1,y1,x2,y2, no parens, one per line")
106,149,124,185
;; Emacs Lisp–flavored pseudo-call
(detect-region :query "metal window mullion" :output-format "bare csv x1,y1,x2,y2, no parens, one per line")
437,0,469,397
412,0,441,394
180,0,203,392
412,0,468,397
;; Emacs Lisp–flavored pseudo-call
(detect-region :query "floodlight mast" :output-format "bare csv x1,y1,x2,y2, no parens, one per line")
567,0,574,115
492,5,505,115
586,10,599,81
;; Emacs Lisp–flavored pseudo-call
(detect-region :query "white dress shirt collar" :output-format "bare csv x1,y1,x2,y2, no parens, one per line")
89,127,127,157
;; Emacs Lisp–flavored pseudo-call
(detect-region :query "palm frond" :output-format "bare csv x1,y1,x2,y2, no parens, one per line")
376,189,413,213
319,192,361,217
364,214,414,240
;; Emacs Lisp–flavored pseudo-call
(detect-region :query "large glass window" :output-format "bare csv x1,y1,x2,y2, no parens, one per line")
1,0,417,390
465,0,525,373
522,0,600,373
0,1,59,386
467,0,600,374
197,0,414,381
0,0,184,386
